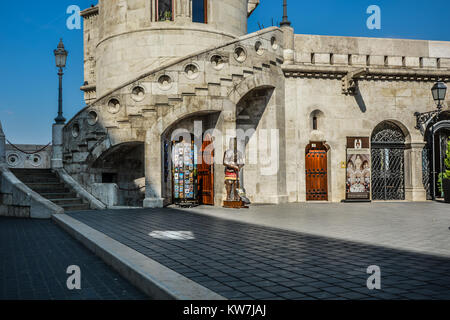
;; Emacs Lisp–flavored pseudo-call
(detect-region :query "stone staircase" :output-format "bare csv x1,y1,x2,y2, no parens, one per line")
10,169,90,212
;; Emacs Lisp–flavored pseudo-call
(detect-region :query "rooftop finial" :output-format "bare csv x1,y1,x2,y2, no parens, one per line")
280,0,291,27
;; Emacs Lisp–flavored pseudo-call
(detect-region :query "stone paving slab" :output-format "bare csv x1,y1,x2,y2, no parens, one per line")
184,202,450,258
53,214,225,300
67,205,450,300
0,217,147,300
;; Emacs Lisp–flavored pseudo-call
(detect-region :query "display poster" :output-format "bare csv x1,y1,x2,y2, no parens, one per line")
346,137,371,201
172,139,198,203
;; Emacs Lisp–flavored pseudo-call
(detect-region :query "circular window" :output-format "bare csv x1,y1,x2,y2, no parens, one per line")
131,86,145,102
234,47,247,63
271,36,278,50
184,64,199,80
72,123,80,138
210,55,225,70
158,75,172,90
30,154,42,167
108,98,121,114
87,111,98,126
255,41,265,56
7,153,21,167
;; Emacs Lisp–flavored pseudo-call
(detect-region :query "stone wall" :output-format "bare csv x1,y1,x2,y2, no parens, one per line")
5,145,52,169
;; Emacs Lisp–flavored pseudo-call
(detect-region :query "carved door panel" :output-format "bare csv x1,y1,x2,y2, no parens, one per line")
306,147,328,201
198,137,214,205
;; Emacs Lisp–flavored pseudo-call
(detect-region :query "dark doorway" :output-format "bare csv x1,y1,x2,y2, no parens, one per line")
305,142,328,201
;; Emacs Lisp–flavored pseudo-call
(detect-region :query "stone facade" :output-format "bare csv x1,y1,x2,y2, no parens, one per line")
59,0,450,207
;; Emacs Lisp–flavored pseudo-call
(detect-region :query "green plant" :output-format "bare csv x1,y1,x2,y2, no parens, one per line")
437,140,450,194
160,10,172,21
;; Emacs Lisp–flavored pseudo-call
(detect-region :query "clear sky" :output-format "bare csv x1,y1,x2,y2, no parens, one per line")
1,0,449,144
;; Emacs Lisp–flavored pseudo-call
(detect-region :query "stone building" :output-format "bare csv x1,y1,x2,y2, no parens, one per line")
55,0,450,208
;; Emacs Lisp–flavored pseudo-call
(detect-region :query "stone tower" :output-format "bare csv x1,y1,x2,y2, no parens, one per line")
82,0,260,99
64,0,288,208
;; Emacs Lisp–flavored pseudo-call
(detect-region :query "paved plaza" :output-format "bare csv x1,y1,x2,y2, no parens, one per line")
64,202,450,300
0,218,147,300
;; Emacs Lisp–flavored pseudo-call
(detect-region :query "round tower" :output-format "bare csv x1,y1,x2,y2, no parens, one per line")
90,0,255,96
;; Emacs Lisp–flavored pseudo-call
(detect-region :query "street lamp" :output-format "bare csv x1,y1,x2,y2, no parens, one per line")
415,81,447,134
431,81,447,111
54,39,68,124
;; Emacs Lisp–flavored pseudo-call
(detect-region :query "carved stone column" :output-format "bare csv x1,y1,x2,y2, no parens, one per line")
405,142,427,201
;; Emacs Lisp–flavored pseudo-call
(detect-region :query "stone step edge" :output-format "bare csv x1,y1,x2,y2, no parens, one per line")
52,214,226,301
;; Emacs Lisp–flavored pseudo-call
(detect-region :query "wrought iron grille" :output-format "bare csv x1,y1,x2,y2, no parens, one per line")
371,122,406,200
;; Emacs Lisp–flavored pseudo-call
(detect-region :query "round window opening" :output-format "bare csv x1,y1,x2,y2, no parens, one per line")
30,154,42,167
7,154,21,167
158,75,172,90
234,47,247,63
255,41,264,55
211,55,225,70
87,111,98,126
131,86,145,101
108,98,121,114
72,123,80,138
271,37,278,50
185,64,199,79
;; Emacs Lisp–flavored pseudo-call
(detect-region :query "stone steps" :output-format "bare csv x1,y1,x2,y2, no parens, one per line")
10,169,90,212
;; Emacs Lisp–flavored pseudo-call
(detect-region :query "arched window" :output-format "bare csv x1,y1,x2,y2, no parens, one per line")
158,0,173,21
193,0,207,23
312,116,318,130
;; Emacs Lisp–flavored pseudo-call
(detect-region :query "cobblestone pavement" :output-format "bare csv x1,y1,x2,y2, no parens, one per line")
0,218,147,300
68,204,450,300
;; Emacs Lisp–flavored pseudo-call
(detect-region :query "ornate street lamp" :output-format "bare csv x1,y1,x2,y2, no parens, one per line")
431,81,447,111
54,39,68,124
415,81,447,135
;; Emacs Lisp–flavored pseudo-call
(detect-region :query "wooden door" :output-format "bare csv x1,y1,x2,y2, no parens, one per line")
198,136,214,205
306,144,328,201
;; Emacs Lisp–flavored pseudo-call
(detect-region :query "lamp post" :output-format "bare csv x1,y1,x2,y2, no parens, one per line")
54,39,68,124
415,81,447,134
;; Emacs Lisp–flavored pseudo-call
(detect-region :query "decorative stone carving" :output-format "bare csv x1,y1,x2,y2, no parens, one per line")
107,98,121,114
184,64,200,79
87,111,98,126
210,55,225,70
234,47,247,63
158,75,173,90
131,86,146,102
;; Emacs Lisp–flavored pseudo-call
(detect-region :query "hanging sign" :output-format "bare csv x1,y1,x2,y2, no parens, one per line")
346,137,371,201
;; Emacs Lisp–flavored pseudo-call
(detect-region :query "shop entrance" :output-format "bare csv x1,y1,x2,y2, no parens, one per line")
305,142,328,201
162,113,219,206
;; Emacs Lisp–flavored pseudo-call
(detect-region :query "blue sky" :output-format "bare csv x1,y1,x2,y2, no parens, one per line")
1,0,449,144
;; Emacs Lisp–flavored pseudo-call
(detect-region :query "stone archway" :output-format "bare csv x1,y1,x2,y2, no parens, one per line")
92,141,145,207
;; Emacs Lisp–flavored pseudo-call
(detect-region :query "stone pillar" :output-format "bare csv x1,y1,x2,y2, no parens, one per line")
405,142,427,201
143,128,164,208
281,25,295,65
0,121,5,164
51,124,64,169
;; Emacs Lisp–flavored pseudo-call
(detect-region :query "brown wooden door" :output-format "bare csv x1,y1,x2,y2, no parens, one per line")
306,145,328,201
198,136,214,205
